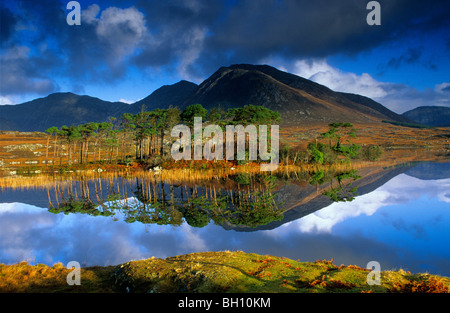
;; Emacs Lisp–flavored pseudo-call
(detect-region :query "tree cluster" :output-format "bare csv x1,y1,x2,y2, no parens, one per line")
44,104,281,166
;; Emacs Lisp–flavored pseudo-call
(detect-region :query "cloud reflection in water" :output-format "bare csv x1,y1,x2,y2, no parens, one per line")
0,173,449,276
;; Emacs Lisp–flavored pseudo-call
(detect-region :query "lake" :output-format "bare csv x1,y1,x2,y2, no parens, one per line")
0,162,449,277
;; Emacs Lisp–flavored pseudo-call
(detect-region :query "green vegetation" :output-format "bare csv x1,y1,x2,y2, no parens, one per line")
227,104,282,126
42,104,282,167
1,252,448,293
321,170,361,202
319,122,361,160
45,172,283,228
382,120,433,129
306,168,361,202
362,145,384,161
305,122,383,165
181,104,208,126
23,109,387,178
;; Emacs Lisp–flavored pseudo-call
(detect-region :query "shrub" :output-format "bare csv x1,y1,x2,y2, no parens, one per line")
336,143,361,159
234,173,251,185
391,276,449,293
362,145,383,161
307,142,336,164
310,148,324,164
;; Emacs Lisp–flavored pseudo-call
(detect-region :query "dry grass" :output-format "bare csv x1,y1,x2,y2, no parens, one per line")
390,275,450,293
1,124,449,171
281,123,450,162
0,160,376,191
0,262,115,293
1,252,448,293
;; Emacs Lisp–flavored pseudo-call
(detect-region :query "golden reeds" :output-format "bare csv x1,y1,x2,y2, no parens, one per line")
0,158,414,191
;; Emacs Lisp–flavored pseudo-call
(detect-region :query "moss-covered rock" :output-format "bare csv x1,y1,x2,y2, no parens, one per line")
1,252,449,293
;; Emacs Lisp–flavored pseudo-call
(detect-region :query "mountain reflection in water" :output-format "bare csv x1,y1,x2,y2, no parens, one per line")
0,162,449,276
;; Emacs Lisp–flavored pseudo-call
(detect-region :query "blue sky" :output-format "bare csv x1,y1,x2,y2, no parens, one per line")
1,0,449,113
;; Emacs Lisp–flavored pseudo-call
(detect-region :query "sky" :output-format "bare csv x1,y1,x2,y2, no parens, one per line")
0,0,449,114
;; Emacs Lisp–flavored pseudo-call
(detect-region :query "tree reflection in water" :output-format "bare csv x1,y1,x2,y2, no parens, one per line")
47,173,284,228
47,169,361,228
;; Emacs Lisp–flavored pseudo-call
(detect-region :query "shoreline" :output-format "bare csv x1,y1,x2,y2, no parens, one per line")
1,155,449,189
0,251,449,293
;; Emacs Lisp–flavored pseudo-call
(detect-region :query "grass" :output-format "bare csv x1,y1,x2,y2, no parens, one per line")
2,123,449,172
0,262,115,293
0,160,365,191
1,252,448,293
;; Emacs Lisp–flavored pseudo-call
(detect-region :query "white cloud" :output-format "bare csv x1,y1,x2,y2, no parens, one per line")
118,98,134,104
287,59,389,99
270,173,450,236
295,190,391,233
82,4,100,24
0,96,13,105
176,26,208,83
266,58,450,113
179,223,208,251
0,46,57,96
435,82,450,93
377,84,450,113
85,6,148,63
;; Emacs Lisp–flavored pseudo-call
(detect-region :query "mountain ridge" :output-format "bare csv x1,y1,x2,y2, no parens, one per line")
401,106,450,127
122,80,199,115
181,64,413,125
0,64,420,131
0,92,126,132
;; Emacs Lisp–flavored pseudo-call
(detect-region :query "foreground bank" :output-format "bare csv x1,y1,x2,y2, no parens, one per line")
0,251,449,293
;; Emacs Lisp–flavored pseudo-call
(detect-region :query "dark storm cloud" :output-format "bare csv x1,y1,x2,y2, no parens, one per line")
1,0,149,95
387,47,424,69
194,0,450,72
61,4,149,81
0,5,19,46
1,0,449,97
0,45,60,95
129,0,224,79
15,0,68,44
0,0,66,96
209,0,372,57
377,45,438,74
131,0,449,78
121,0,450,78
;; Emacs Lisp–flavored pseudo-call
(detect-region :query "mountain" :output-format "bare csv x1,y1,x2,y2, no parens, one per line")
221,164,416,232
118,80,198,115
0,93,126,132
401,106,450,127
406,162,450,180
0,64,413,131
182,64,412,125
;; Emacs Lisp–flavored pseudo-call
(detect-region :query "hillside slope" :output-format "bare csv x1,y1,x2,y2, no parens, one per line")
0,93,126,132
0,64,414,131
183,64,412,125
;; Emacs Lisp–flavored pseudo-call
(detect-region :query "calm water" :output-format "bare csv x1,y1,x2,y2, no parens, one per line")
0,162,449,276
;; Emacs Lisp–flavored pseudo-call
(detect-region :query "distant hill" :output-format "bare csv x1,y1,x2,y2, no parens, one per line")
0,93,126,132
405,162,450,180
0,64,414,131
402,106,450,127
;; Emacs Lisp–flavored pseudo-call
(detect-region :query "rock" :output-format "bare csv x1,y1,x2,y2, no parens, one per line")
151,166,163,174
